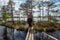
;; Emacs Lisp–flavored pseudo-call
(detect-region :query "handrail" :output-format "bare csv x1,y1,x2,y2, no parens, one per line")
42,32,58,40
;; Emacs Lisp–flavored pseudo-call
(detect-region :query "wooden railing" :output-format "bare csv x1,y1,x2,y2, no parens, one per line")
42,32,58,40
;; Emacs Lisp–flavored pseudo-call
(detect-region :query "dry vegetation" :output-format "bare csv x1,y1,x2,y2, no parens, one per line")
0,21,60,32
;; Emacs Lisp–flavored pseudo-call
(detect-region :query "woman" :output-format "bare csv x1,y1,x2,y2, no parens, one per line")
27,12,33,30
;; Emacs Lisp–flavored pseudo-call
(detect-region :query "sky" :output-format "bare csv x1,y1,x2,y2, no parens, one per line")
0,0,60,21
0,0,60,10
0,0,60,16
0,0,26,10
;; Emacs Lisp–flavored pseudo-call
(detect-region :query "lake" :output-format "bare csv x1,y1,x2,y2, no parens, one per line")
0,26,60,40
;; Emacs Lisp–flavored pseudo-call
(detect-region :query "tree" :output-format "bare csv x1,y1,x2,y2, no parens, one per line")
2,13,9,22
20,0,41,22
1,3,9,40
18,11,21,24
42,1,56,21
8,0,15,40
51,9,59,22
8,0,15,24
38,2,41,21
19,0,35,21
2,12,9,40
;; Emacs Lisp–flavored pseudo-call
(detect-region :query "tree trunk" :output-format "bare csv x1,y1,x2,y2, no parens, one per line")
19,13,20,24
39,4,41,21
11,2,14,40
48,7,50,21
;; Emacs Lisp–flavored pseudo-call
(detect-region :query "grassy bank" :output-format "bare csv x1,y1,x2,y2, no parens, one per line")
33,21,60,32
0,21,60,32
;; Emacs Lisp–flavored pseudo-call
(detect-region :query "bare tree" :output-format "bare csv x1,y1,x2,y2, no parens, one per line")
44,1,56,21
8,0,15,40
8,0,15,24
19,0,33,21
51,9,59,22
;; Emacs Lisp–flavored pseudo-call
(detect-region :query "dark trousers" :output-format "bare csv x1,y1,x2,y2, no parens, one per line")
27,18,33,27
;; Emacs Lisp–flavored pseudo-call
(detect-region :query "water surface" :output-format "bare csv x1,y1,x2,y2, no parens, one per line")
0,26,60,40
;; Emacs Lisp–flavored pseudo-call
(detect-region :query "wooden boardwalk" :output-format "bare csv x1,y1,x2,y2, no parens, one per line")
25,27,58,40
25,27,34,40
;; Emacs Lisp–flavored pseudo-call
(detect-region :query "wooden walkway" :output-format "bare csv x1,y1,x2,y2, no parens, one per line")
25,27,58,40
25,27,34,40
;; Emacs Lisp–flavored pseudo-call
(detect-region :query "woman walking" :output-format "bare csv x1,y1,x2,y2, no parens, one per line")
27,12,33,31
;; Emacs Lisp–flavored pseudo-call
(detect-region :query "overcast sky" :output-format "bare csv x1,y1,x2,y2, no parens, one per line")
0,0,60,9
0,0,60,16
0,0,60,21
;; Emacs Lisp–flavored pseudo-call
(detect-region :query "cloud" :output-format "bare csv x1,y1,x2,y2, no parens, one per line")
15,1,23,10
34,0,49,2
0,0,23,10
0,0,9,8
13,0,20,3
54,2,60,5
43,0,49,1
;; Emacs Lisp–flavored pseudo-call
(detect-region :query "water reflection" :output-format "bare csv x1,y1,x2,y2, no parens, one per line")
0,26,60,40
0,26,5,40
34,32,42,40
0,26,27,40
14,29,26,40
